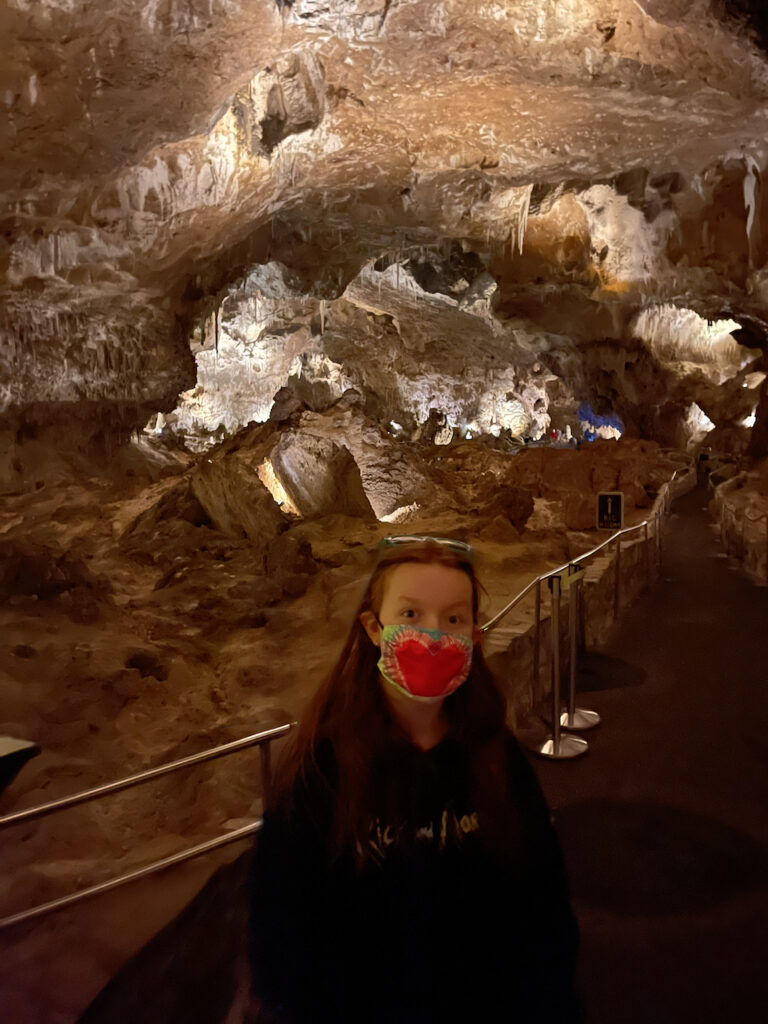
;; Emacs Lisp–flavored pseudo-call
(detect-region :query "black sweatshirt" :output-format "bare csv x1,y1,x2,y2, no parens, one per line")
249,732,580,1024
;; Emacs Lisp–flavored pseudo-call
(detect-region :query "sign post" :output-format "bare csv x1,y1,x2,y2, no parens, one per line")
597,491,624,531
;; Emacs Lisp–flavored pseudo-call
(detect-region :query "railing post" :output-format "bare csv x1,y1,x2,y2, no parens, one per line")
0,723,293,830
0,722,294,929
568,578,577,716
533,578,541,701
536,574,588,760
562,574,600,732
613,534,622,618
551,574,562,755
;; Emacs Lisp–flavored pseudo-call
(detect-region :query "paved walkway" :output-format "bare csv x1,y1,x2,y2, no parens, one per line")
535,481,768,1024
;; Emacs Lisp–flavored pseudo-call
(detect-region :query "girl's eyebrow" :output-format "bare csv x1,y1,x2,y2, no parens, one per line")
396,596,471,609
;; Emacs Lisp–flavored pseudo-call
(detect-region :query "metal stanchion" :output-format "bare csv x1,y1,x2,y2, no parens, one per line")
560,572,600,732
613,534,622,618
536,574,588,760
533,578,541,702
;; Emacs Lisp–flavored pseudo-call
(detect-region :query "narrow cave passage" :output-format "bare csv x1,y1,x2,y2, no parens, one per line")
538,481,768,1024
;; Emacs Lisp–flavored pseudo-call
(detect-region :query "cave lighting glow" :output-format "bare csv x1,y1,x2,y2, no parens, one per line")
379,503,421,524
633,305,746,382
742,413,757,428
578,402,624,441
688,403,716,433
257,459,301,516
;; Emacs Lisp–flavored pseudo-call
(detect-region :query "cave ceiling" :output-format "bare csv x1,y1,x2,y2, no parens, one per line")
4,0,768,451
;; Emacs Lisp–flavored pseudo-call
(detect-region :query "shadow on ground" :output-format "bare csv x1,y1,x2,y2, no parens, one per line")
555,799,768,916
77,850,256,1024
575,651,647,691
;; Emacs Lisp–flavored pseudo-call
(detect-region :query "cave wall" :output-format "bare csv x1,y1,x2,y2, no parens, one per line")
4,0,768,464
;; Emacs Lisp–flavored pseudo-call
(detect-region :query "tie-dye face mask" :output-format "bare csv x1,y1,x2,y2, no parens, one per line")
377,624,473,703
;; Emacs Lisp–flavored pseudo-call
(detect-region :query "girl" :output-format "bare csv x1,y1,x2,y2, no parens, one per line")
249,536,579,1023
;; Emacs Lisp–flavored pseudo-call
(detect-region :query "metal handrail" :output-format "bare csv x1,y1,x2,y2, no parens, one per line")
482,518,652,633
481,468,685,634
481,467,690,761
0,821,261,930
1,465,692,926
0,722,294,930
0,722,293,830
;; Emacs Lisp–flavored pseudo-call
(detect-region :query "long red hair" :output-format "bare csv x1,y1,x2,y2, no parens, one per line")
272,541,511,861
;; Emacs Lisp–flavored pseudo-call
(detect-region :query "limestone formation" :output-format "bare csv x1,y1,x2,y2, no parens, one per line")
5,2,768,1019
190,454,287,548
270,430,376,520
4,1,768,459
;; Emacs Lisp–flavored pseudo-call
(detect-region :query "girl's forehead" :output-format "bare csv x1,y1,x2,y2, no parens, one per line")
380,561,474,603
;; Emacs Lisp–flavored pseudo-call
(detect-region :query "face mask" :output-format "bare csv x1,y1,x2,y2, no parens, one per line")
377,624,473,703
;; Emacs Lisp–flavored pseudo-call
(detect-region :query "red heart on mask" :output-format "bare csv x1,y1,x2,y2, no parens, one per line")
393,634,469,697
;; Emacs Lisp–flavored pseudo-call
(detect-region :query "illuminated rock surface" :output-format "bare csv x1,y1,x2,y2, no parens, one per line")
3,0,768,1020
3,0,768,454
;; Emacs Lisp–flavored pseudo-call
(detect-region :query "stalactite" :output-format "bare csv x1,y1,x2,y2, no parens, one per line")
517,183,533,254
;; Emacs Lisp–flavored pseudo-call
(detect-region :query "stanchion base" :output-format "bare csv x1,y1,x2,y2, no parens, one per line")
560,707,601,731
535,734,589,760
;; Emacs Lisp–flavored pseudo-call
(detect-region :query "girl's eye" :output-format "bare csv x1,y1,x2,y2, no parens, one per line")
448,615,461,624
401,608,417,619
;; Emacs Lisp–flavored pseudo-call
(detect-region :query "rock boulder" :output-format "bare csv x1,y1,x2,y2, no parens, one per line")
270,432,375,521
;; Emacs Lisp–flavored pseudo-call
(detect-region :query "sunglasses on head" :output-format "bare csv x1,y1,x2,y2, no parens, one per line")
377,535,474,559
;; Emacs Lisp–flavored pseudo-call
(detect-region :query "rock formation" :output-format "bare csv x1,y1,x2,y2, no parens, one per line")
4,2,768,1021
4,0,768,466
